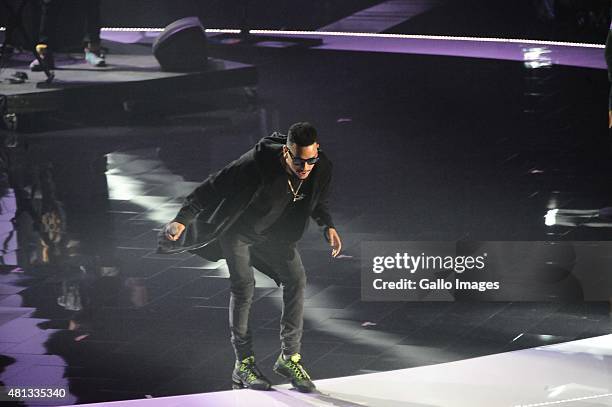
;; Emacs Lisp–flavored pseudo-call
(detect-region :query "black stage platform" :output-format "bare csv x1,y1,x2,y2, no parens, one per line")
0,54,257,118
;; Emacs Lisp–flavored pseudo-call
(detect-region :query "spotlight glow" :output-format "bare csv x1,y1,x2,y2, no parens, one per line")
545,209,558,226
523,47,552,60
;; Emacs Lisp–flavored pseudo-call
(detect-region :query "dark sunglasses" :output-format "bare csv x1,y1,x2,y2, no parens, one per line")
286,148,320,166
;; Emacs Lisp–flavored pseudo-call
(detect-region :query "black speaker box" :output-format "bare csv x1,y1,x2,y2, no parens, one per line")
152,16,207,72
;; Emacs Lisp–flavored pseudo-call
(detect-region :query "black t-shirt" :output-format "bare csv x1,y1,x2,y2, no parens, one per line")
232,154,313,241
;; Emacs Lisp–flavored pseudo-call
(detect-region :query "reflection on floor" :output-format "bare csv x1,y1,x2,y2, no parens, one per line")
54,334,612,407
1,17,612,406
251,31,606,70
318,0,442,33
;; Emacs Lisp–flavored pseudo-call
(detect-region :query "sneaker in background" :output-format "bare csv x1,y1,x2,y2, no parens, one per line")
84,48,106,67
30,44,55,71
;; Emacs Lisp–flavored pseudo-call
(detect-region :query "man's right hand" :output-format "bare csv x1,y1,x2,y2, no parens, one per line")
165,222,186,241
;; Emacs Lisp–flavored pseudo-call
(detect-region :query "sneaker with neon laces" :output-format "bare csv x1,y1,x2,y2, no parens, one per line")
84,48,106,67
273,353,316,393
29,44,55,71
231,356,271,390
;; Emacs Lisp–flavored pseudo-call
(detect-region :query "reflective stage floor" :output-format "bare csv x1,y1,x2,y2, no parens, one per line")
1,22,612,406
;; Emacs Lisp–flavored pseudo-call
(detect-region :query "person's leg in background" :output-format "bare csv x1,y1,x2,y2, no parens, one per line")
0,1,17,58
83,0,105,67
30,0,60,71
218,232,271,390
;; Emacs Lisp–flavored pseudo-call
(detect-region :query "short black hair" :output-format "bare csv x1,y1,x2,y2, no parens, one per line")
287,122,317,147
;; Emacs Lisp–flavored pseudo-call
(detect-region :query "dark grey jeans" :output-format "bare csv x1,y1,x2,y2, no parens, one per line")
218,231,306,361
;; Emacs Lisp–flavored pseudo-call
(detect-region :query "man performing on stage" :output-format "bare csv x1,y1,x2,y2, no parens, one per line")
161,122,341,392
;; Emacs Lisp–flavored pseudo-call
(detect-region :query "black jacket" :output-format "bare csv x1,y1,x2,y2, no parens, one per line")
157,133,335,262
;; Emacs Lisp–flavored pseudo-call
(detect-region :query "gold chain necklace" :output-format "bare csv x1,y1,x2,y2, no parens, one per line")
287,178,304,202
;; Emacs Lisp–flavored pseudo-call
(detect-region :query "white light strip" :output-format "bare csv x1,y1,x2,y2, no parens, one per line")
4,26,597,48
513,392,612,407
99,27,241,34
249,29,605,49
206,29,242,34
101,27,163,32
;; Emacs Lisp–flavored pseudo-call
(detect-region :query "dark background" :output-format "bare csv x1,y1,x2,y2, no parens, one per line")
1,0,610,49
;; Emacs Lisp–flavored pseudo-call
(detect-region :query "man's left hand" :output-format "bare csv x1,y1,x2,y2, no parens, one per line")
326,227,342,258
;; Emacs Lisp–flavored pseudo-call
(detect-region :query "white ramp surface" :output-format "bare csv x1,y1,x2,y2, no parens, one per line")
56,334,612,407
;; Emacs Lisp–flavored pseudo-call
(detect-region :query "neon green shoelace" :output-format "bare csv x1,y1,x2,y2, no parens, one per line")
286,354,311,380
239,356,259,382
